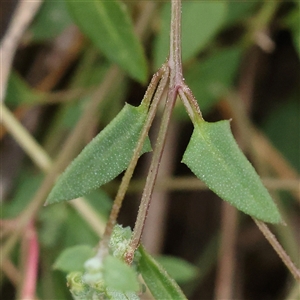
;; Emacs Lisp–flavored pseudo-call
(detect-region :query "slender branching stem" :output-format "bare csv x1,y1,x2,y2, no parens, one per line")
18,221,39,300
0,103,52,172
97,65,169,258
254,219,300,282
125,0,183,264
0,0,42,103
178,85,202,123
169,0,183,86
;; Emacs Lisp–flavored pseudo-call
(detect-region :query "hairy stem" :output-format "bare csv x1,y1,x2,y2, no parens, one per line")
254,219,300,282
125,0,183,264
97,64,169,258
169,0,183,85
178,85,202,123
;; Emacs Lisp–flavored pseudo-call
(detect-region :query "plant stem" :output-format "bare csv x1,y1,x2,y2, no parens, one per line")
169,0,183,85
108,177,300,194
214,203,238,300
254,219,300,282
97,64,169,258
125,0,183,264
18,221,39,300
178,85,202,123
2,259,20,286
0,0,42,103
0,103,52,172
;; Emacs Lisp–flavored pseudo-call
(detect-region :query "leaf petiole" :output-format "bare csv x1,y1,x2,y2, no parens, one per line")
97,64,170,258
178,84,203,124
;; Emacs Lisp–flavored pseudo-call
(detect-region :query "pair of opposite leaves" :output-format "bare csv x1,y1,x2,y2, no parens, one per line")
46,101,282,224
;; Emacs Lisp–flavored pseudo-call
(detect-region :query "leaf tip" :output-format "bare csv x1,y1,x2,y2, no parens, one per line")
44,189,62,206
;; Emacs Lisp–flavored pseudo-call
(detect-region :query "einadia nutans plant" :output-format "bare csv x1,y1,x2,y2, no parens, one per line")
1,0,300,299
44,0,300,298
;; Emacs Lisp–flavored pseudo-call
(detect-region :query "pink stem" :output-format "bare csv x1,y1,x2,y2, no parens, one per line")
20,221,39,300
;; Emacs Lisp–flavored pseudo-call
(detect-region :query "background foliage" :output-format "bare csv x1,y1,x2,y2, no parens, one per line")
1,1,299,299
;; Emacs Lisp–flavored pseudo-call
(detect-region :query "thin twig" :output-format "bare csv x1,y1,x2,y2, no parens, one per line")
97,64,169,258
178,85,202,123
252,130,300,203
2,259,20,286
142,120,178,254
33,25,84,91
169,0,183,84
254,219,300,282
125,0,183,264
0,103,52,172
39,88,95,104
134,1,157,42
18,222,39,300
110,177,300,194
214,203,238,300
0,0,43,103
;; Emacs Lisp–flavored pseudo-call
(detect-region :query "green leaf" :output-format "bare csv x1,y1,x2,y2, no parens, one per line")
54,245,95,272
84,189,112,220
155,256,199,284
30,1,72,41
154,2,227,68
139,246,187,300
66,0,147,83
182,120,282,224
284,3,300,58
5,72,43,106
62,208,99,248
39,204,68,247
103,256,139,293
224,2,258,26
2,172,43,218
46,103,151,205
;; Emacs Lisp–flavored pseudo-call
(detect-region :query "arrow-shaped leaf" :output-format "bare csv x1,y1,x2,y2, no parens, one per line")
182,120,282,224
46,103,151,205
